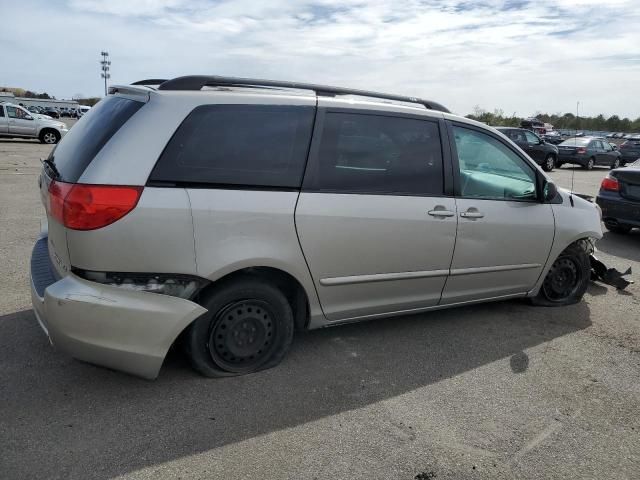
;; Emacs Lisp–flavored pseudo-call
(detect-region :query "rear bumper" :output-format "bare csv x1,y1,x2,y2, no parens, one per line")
620,153,639,163
596,195,640,228
30,236,207,379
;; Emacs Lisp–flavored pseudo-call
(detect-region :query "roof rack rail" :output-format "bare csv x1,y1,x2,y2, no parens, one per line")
131,79,168,86
157,75,449,113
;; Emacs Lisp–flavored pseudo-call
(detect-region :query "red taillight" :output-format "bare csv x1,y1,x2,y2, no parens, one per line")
600,176,620,192
576,147,587,154
48,181,143,230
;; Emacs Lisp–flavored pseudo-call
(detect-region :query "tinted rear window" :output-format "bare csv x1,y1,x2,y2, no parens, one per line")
304,112,444,195
50,96,144,182
150,105,315,188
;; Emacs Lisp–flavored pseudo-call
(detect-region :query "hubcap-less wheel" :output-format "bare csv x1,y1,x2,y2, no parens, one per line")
208,300,276,373
542,256,581,302
43,132,57,144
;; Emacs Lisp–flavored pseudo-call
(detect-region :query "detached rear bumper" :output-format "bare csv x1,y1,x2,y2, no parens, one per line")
30,237,207,379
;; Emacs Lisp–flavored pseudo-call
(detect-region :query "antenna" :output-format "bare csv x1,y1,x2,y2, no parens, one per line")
570,101,580,207
100,51,111,97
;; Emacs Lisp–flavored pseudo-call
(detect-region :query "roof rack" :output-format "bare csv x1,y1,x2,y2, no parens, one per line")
155,75,449,113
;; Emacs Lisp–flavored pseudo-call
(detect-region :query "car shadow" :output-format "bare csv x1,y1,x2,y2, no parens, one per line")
597,230,640,263
0,299,592,479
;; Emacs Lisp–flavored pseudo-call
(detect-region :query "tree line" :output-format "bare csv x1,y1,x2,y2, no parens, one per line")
466,107,640,133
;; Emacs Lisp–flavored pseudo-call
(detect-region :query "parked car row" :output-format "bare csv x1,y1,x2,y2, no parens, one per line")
24,104,91,119
606,132,640,139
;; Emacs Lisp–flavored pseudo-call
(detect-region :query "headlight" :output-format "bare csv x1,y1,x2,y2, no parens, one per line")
74,270,208,299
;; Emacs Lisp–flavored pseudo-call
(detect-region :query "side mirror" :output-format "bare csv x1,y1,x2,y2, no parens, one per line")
25,115,34,120
543,181,558,202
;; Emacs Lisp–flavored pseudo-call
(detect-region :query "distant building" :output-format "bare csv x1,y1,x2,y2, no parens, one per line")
0,91,79,109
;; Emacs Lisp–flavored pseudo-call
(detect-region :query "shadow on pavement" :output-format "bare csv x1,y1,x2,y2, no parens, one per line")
597,230,640,263
0,299,591,479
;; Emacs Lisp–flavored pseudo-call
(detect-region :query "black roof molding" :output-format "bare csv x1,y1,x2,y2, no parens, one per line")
156,75,449,113
131,79,168,86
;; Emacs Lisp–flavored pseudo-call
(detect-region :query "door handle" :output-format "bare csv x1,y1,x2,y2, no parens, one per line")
460,210,484,219
428,209,455,218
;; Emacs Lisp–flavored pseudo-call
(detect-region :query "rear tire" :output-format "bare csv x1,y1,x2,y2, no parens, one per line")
185,278,294,377
542,154,555,172
531,240,591,307
584,157,595,170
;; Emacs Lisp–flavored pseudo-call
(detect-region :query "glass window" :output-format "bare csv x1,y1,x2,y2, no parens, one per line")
453,126,537,201
150,105,315,188
524,131,540,144
6,106,18,118
308,112,443,195
508,130,527,143
49,96,144,182
0,105,4,117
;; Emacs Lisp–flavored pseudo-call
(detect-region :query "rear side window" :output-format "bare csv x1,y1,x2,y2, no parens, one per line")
150,105,315,188
50,96,144,182
305,112,444,195
0,106,4,117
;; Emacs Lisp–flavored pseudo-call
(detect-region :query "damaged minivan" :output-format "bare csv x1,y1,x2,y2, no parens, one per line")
30,76,603,379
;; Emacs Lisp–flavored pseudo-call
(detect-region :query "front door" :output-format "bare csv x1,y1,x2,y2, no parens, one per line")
6,105,37,136
296,109,457,321
523,130,545,163
441,123,555,304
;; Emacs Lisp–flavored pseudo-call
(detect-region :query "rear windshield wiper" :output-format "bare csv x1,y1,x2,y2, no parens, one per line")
41,158,60,180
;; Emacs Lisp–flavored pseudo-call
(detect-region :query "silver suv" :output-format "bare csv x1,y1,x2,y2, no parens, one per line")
30,76,602,379
0,102,68,144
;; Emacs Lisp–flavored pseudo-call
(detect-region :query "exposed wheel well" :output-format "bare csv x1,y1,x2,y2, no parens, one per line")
195,267,310,331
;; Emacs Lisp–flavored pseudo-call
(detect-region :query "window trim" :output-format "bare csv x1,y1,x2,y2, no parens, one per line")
301,107,453,198
445,120,542,203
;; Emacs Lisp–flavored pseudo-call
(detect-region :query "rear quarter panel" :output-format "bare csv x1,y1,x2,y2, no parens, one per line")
187,189,324,324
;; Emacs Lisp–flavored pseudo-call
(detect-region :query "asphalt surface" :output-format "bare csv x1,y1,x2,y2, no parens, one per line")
1,128,639,480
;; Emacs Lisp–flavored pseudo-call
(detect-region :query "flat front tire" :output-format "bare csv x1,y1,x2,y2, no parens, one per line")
531,241,591,307
185,278,294,377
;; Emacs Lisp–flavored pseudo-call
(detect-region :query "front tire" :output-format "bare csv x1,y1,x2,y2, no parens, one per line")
610,157,620,170
543,154,555,172
185,278,294,377
39,129,60,144
531,241,591,306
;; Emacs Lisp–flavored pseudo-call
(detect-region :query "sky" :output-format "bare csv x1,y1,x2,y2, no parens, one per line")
1,0,639,118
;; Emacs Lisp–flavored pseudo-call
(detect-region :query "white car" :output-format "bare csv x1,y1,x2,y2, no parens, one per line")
0,102,68,144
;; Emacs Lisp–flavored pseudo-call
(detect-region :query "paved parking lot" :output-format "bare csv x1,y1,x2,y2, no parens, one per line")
1,132,638,480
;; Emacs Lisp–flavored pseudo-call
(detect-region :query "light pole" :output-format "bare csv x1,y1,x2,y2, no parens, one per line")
100,51,111,96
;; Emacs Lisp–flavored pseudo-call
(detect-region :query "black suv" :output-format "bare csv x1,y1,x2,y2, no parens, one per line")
496,127,558,171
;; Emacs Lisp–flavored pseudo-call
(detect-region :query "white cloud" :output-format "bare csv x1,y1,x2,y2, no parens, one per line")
1,0,638,118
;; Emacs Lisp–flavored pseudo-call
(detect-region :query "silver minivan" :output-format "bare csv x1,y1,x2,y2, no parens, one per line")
30,76,602,379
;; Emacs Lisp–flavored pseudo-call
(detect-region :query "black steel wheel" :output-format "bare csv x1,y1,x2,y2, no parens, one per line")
542,257,581,302
185,278,294,377
531,241,591,307
208,300,277,373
